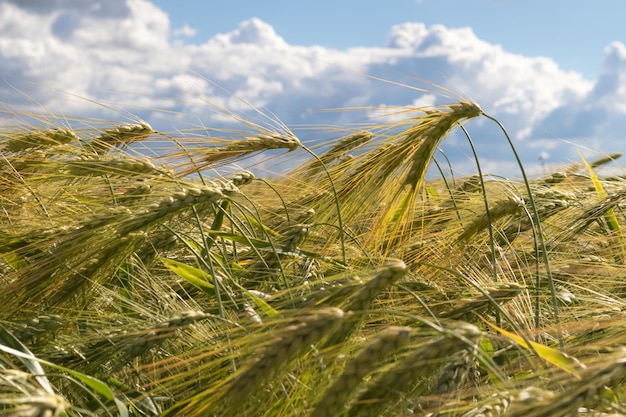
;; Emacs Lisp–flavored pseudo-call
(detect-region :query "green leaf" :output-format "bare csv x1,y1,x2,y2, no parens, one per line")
1,252,28,271
243,214,280,237
425,186,439,198
234,283,278,318
0,328,129,417
160,257,215,296
207,252,277,316
161,252,278,318
480,334,494,357
579,150,622,232
108,377,161,415
60,368,116,400
0,326,54,395
53,367,129,417
203,230,278,249
205,200,230,250
483,319,585,379
390,190,413,223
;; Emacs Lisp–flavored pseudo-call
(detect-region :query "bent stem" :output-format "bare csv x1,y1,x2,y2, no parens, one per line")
483,113,562,347
300,144,347,264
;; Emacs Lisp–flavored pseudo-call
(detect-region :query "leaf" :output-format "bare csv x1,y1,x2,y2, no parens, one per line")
579,150,622,233
161,253,278,318
579,150,607,199
203,253,278,318
160,257,215,296
205,200,230,250
203,230,280,249
390,189,413,223
47,366,129,417
480,333,494,357
0,326,54,395
0,329,129,417
62,368,116,400
425,186,439,198
243,214,280,237
482,319,585,379
236,284,278,317
108,376,161,415
1,252,28,271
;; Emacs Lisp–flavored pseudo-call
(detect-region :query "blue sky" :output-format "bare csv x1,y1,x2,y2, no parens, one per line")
153,0,625,79
1,0,626,175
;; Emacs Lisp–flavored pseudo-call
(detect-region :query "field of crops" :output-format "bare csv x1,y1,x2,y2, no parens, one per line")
1,94,625,416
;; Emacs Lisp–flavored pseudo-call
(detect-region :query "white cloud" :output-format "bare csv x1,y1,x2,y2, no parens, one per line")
173,24,197,38
0,0,624,175
523,41,626,172
4,0,131,18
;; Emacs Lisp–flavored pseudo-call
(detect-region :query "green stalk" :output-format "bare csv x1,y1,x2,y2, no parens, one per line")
483,114,562,347
300,144,347,264
459,125,501,326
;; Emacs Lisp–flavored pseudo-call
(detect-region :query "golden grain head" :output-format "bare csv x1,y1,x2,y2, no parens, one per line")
4,92,626,417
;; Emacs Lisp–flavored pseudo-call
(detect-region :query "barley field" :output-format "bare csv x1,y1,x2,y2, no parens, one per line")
1,86,626,416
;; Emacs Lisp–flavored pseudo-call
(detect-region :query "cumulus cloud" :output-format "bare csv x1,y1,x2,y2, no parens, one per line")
533,42,626,139
0,0,624,175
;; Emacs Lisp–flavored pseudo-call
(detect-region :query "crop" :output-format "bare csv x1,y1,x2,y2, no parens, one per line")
1,84,626,416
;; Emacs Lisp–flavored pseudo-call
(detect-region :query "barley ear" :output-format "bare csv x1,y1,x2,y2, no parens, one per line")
3,128,77,152
90,121,153,154
347,321,481,417
310,326,412,417
324,259,407,347
217,308,346,415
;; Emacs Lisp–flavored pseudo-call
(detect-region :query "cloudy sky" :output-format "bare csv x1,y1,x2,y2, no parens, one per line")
2,0,626,175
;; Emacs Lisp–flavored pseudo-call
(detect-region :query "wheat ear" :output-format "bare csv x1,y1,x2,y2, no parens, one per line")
420,347,479,412
458,196,525,242
403,102,483,190
309,101,482,249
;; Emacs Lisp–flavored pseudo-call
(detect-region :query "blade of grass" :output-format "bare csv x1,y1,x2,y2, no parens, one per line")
0,326,54,395
160,257,215,296
0,329,128,417
579,150,624,235
482,319,585,379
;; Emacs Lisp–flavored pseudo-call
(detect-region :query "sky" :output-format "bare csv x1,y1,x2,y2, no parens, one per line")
1,0,626,176
152,0,624,79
